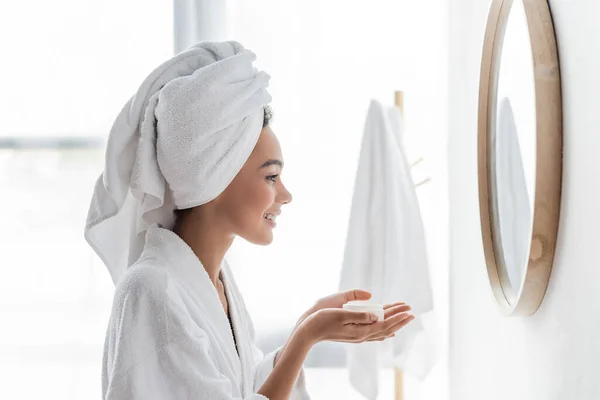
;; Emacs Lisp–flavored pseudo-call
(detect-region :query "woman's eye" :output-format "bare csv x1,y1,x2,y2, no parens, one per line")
267,174,279,183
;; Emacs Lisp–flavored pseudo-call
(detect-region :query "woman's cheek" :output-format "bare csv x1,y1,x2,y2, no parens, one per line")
255,180,275,205
242,180,274,212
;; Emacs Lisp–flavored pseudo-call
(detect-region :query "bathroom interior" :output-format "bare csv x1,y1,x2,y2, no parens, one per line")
0,0,598,399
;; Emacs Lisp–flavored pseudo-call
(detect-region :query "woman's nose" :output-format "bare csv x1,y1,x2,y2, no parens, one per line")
279,184,292,205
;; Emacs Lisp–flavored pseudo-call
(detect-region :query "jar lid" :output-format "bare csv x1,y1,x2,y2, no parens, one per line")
342,301,383,312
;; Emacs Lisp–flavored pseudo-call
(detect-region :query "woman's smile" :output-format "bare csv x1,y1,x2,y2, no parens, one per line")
263,212,279,227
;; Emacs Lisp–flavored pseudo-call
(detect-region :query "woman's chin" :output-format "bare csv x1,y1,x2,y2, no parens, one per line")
257,231,274,246
242,229,274,246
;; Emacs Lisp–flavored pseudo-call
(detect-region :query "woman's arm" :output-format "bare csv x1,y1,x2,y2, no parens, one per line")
256,327,313,400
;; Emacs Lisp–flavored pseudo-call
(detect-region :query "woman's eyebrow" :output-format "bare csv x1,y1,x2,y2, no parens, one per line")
259,159,283,169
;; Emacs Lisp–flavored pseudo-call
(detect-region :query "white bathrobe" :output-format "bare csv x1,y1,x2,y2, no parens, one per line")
102,226,310,400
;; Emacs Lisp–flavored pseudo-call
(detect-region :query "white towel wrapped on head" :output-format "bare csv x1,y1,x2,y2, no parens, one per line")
85,41,272,284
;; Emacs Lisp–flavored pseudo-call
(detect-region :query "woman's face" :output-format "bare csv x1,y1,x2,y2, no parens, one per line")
215,126,292,245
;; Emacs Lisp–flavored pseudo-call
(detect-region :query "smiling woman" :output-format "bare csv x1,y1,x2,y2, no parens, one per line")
2,0,451,398
82,41,414,400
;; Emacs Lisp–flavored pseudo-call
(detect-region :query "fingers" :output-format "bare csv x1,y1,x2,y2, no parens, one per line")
384,304,412,319
383,302,407,310
342,289,372,303
339,304,411,330
338,313,415,343
367,333,396,342
384,311,414,328
382,313,415,335
364,312,414,337
340,310,379,325
364,313,415,341
313,290,373,311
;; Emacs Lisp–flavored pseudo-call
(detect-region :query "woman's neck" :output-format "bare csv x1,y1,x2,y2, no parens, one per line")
173,209,235,285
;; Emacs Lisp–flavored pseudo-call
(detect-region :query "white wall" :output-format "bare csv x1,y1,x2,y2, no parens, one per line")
448,1,600,399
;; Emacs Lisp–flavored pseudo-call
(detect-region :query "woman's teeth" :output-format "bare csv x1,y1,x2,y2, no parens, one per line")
264,214,277,221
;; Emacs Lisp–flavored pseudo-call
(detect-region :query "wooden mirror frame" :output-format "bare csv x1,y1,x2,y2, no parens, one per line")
478,0,562,316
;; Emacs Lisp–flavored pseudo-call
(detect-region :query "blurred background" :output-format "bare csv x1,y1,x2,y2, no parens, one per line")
0,0,449,399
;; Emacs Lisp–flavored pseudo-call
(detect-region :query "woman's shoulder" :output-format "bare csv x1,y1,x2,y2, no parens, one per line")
106,257,184,341
104,259,182,376
112,256,171,309
107,256,211,348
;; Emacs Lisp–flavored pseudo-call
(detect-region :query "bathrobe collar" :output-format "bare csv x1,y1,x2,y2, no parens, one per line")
141,226,256,395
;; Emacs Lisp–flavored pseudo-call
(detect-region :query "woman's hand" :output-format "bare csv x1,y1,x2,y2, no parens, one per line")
296,289,409,328
275,289,411,365
298,303,414,345
261,304,412,400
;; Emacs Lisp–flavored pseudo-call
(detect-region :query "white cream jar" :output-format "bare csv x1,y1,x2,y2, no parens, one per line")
342,301,384,321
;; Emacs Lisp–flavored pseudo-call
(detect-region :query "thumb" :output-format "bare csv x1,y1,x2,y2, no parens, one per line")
342,310,379,325
342,289,372,303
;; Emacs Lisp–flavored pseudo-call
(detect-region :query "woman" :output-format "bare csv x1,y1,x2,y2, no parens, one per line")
85,41,415,400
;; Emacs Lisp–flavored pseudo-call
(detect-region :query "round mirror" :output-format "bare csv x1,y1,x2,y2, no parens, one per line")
478,0,562,316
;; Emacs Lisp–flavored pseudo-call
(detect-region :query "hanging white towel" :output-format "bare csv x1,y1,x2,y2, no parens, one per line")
339,99,436,399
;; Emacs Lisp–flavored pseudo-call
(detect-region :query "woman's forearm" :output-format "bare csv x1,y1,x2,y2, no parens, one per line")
273,308,315,367
257,327,313,400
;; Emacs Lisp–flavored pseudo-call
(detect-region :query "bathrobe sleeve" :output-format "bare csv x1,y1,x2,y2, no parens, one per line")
252,345,311,400
103,266,269,400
